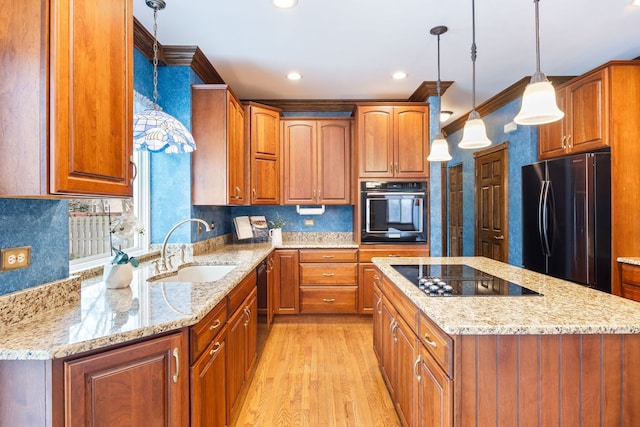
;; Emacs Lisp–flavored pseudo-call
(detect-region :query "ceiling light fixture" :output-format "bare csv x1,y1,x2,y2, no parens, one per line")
440,111,453,122
286,72,302,80
273,0,298,8
458,0,491,150
133,0,196,153
427,26,452,163
513,0,564,125
632,0,640,7
392,71,408,80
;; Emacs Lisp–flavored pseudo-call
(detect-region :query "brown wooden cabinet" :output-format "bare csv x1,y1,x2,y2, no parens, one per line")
1,0,134,197
299,249,358,313
620,263,640,302
245,102,282,204
282,118,352,205
372,282,383,360
273,249,300,314
64,332,188,427
539,67,610,160
415,343,452,427
355,104,429,179
192,85,247,205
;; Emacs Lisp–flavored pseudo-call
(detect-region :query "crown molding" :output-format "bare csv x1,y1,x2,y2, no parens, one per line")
408,81,454,102
252,99,410,113
442,75,573,136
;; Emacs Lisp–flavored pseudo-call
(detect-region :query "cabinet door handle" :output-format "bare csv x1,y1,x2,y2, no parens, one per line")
375,297,382,314
414,355,422,383
566,134,572,149
388,254,400,257
243,307,251,326
236,186,241,197
172,348,180,383
322,255,334,259
209,342,222,357
209,319,221,331
423,333,437,348
561,135,567,149
395,162,399,174
322,273,335,277
390,319,398,343
317,189,321,202
252,188,256,200
130,156,138,185
322,298,335,303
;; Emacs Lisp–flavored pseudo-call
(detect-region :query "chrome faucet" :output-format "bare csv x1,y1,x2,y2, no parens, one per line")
160,218,214,271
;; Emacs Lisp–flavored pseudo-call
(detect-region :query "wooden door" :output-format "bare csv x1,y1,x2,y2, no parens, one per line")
228,95,247,204
416,345,453,427
249,104,280,204
474,143,509,262
272,250,300,314
372,282,383,360
448,164,463,257
380,298,397,398
282,120,317,204
394,316,417,427
538,88,568,160
64,333,187,427
394,106,429,178
317,120,351,204
244,289,258,377
51,0,133,196
357,106,394,178
567,69,609,153
191,330,227,427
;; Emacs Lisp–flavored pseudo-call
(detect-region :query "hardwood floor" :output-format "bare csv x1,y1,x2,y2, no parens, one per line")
233,315,400,427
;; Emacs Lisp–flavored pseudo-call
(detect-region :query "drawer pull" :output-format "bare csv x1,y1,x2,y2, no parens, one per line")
373,275,380,280
209,319,221,331
375,297,382,314
209,342,222,356
322,255,335,259
172,348,180,383
414,355,422,383
322,298,336,303
423,333,437,348
388,254,400,257
322,273,335,277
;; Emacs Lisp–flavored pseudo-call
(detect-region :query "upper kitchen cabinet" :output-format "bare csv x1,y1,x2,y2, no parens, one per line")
245,102,281,205
192,85,247,205
355,104,429,179
538,64,625,160
282,118,352,205
0,0,134,197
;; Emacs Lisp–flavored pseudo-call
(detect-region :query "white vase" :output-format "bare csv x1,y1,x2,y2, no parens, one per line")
269,228,283,245
103,263,133,289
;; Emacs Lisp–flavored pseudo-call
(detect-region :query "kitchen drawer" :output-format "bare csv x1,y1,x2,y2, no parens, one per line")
419,311,453,377
190,300,227,363
621,264,640,286
300,286,358,313
299,249,358,263
382,274,419,335
359,247,428,263
300,263,357,285
228,269,257,314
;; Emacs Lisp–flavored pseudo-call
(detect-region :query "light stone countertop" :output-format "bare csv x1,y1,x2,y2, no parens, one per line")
0,239,357,360
618,257,640,266
373,256,640,336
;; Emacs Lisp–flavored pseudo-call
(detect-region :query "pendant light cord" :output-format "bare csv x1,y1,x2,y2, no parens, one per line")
436,33,442,134
534,0,541,74
152,8,160,108
471,0,478,112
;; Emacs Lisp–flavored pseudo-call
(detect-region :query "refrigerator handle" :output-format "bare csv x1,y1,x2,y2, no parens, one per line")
538,180,547,256
541,180,552,256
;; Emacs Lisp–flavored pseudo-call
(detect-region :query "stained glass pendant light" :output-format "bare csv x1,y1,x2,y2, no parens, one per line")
513,0,564,125
458,0,491,150
133,0,197,153
427,25,452,162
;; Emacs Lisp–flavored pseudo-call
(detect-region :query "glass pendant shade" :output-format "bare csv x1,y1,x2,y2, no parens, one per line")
134,109,197,153
458,111,491,149
427,133,452,162
514,75,564,125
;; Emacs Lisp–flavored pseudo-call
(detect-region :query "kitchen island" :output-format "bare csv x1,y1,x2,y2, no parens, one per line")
372,256,640,426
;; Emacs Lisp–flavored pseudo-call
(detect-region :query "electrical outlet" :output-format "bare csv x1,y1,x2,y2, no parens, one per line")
304,219,315,226
1,246,31,271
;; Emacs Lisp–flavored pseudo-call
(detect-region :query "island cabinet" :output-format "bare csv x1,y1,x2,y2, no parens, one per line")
620,263,640,302
190,300,228,427
226,270,258,425
64,332,189,427
281,118,352,205
299,249,359,313
191,85,247,205
245,102,282,205
355,104,429,179
272,249,300,314
1,0,134,197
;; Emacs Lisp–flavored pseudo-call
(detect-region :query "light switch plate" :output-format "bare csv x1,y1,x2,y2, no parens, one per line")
304,219,315,226
1,246,31,271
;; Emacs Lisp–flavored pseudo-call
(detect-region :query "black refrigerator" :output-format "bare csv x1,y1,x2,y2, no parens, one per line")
521,152,611,292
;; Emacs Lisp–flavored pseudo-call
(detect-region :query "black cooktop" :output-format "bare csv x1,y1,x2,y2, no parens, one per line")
391,264,542,297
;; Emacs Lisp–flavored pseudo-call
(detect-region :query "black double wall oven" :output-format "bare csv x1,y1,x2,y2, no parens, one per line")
360,181,428,244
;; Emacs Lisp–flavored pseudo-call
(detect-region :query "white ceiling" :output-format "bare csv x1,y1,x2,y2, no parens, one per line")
133,0,640,122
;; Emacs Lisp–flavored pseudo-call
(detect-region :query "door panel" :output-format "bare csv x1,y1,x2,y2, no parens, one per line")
448,165,463,257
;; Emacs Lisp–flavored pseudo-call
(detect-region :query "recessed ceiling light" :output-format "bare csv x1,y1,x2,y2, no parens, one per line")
392,71,408,80
632,0,640,6
440,111,453,122
286,72,302,80
273,0,298,8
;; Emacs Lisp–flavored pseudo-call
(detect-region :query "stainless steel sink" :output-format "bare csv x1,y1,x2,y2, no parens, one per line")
148,265,237,283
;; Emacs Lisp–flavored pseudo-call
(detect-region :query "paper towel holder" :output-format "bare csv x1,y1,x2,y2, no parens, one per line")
296,205,325,215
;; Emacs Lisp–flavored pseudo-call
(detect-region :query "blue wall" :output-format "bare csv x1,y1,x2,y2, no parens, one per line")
230,205,353,233
442,99,538,266
428,96,443,257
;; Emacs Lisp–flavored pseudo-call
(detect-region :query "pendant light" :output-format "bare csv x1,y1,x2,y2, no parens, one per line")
458,0,491,150
513,0,564,125
427,26,452,162
133,0,197,153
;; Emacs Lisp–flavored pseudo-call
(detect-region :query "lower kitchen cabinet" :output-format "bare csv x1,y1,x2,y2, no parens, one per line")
273,249,300,314
415,344,452,427
620,263,640,302
372,282,383,360
64,332,189,427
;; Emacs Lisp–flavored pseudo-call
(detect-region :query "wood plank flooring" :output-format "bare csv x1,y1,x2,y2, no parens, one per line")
233,315,401,427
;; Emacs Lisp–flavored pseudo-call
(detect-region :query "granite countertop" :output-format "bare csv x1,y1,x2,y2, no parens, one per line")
374,256,640,336
618,257,640,266
0,239,357,360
